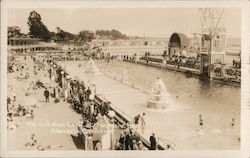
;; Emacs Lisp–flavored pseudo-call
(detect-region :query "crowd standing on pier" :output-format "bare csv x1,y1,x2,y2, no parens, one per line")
42,46,241,86
122,52,241,83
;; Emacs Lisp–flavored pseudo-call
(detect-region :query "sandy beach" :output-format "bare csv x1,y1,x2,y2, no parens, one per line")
7,55,82,150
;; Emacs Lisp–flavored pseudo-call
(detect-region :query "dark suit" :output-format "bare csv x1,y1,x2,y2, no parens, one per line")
44,89,50,102
149,135,156,150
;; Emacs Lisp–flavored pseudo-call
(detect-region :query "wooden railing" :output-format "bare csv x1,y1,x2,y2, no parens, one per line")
158,137,176,150
94,94,172,150
54,60,175,150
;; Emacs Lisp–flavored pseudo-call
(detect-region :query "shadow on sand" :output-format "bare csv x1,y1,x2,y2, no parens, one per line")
71,133,85,150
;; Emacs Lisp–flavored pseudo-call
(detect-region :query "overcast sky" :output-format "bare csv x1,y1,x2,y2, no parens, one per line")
8,8,241,38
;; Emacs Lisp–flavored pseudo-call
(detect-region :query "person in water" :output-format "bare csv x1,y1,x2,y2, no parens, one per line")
199,114,203,126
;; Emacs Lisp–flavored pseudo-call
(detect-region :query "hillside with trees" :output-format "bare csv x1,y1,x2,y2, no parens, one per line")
95,29,128,40
27,10,51,41
8,26,23,38
55,27,76,41
9,10,131,42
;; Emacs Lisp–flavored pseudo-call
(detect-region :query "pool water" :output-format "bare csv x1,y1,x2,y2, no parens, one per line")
58,60,240,149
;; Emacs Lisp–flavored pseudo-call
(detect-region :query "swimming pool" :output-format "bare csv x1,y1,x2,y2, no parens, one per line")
58,60,240,149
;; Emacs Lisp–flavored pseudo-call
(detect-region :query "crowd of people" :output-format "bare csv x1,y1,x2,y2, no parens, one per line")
109,112,153,151
7,55,48,125
225,68,241,81
115,127,145,150
124,52,241,83
7,47,241,151
7,50,164,151
45,58,161,151
134,52,200,70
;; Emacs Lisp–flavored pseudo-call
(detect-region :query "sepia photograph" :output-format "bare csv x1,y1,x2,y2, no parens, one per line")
1,0,250,158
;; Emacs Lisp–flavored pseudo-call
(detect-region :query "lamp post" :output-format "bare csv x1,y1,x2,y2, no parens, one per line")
65,75,71,99
60,71,64,88
92,84,96,95
66,74,70,80
51,64,56,81
89,95,95,120
89,94,94,101
108,110,116,150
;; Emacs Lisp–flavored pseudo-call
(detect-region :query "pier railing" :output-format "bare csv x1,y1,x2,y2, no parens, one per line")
95,94,133,124
54,60,175,150
158,137,176,150
94,94,172,150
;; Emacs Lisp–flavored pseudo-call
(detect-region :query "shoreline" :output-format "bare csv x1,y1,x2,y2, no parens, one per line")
51,55,240,87
123,59,241,87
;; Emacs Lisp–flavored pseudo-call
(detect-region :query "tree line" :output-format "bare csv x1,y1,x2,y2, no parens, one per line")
8,10,129,42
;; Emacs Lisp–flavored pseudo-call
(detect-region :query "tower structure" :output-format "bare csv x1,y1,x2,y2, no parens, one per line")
198,8,226,76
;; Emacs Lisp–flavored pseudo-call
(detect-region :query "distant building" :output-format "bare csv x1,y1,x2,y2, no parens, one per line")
168,33,190,57
8,37,59,53
90,38,168,56
92,38,168,47
8,37,39,46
